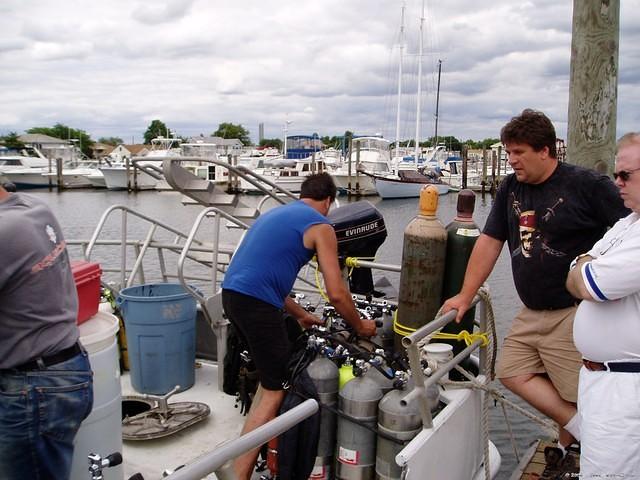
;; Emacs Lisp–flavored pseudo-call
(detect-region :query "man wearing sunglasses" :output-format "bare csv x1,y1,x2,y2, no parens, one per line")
443,109,629,473
566,132,640,477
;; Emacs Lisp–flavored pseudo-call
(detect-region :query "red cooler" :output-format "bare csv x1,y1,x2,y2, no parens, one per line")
71,261,102,324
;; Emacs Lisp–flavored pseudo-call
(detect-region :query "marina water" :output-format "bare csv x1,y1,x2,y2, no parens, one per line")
33,188,545,479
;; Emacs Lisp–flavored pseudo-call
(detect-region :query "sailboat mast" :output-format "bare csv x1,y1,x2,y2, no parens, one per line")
394,2,406,160
434,59,442,148
414,0,425,163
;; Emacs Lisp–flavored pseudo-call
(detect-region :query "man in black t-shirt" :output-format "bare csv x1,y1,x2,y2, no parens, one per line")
442,109,628,457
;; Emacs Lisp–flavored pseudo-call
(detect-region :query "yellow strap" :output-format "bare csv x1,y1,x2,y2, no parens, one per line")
392,310,416,336
392,310,489,346
432,330,489,347
344,256,376,268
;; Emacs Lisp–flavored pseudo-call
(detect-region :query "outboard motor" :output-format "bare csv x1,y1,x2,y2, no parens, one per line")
328,201,387,296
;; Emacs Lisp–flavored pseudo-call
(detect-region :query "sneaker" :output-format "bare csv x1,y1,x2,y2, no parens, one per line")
541,443,580,480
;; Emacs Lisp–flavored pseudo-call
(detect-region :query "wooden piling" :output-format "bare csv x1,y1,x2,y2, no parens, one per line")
567,0,620,174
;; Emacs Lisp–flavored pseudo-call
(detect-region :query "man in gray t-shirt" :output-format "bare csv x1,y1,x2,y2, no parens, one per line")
0,184,94,480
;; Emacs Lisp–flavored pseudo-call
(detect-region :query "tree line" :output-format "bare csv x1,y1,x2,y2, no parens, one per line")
0,119,499,158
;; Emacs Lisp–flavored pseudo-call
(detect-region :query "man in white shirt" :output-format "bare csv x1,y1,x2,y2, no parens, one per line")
566,132,640,477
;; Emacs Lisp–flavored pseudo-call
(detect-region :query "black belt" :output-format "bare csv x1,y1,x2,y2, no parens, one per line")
583,359,640,373
12,342,82,371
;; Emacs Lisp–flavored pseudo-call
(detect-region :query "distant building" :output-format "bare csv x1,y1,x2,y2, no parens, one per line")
18,134,76,161
491,139,566,162
90,143,116,159
109,144,150,161
490,142,507,162
188,135,244,155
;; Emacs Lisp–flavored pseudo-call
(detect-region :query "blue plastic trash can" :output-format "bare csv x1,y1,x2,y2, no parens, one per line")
117,283,197,394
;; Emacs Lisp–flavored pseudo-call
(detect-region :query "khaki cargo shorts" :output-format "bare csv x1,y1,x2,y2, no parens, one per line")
496,305,582,403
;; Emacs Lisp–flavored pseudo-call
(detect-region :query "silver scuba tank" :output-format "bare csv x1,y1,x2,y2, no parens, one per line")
307,356,339,480
336,365,384,480
374,389,423,480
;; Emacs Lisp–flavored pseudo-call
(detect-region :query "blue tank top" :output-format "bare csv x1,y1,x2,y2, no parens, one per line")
222,200,328,308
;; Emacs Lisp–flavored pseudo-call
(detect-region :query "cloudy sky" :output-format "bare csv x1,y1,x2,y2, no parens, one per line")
1,0,639,145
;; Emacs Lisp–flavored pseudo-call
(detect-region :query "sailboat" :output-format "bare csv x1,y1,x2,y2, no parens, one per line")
370,1,449,198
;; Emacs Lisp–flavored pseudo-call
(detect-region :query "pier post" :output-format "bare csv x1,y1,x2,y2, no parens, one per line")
567,0,620,174
56,157,64,190
461,148,468,190
491,146,500,195
481,150,488,196
347,138,353,196
125,157,132,192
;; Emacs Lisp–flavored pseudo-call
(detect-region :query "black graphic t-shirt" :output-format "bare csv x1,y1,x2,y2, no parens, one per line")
484,162,629,310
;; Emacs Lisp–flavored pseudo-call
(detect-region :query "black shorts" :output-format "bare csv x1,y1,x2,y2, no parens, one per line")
222,289,296,391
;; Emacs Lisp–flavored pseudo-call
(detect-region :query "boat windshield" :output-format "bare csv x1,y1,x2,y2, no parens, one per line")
361,160,390,173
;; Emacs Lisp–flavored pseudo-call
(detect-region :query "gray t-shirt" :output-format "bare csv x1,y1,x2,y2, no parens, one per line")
0,192,79,368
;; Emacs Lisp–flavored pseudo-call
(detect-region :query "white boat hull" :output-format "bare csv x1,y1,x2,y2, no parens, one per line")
373,176,449,198
85,172,107,188
239,171,304,193
4,168,94,189
100,167,159,190
331,173,377,195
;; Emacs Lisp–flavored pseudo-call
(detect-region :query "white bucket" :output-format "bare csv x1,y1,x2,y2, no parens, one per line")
71,311,123,480
423,343,454,365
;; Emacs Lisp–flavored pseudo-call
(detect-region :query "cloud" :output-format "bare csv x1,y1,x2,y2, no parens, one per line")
0,0,638,145
132,0,196,25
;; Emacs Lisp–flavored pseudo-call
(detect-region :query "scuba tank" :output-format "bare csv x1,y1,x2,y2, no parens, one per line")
335,361,384,479
307,356,340,480
375,372,440,480
395,186,447,351
339,360,356,390
364,350,395,395
440,190,481,375
375,388,424,480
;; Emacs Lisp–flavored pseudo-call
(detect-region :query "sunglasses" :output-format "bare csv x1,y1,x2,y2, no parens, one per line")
613,167,640,181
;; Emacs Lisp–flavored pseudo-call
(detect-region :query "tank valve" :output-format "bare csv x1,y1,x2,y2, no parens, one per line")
88,452,123,480
353,359,369,377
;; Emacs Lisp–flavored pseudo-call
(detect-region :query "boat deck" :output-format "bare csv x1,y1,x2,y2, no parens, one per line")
122,361,244,480
510,439,581,480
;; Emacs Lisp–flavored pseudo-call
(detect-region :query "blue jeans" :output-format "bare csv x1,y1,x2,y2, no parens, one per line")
0,349,93,480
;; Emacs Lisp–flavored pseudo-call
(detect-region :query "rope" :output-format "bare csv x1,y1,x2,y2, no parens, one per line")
500,400,520,463
343,256,376,269
444,369,558,435
313,263,330,303
476,286,495,480
392,310,489,348
344,256,376,278
433,330,489,347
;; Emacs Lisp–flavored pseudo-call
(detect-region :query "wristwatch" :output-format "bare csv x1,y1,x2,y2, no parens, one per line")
569,253,591,271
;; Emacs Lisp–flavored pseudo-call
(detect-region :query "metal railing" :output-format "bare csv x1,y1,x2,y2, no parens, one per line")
68,204,238,295
400,294,488,429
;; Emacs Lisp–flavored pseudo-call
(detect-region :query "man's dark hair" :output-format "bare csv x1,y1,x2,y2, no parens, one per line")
300,172,337,201
500,109,557,158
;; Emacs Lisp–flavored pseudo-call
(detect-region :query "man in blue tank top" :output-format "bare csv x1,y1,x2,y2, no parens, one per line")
222,172,377,480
